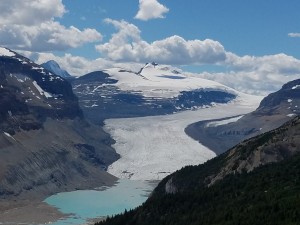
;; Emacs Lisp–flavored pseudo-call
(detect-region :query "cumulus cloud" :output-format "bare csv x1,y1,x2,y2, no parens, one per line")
0,0,65,26
0,0,102,51
22,51,143,76
93,19,300,95
288,33,300,38
197,53,300,95
96,19,227,65
226,53,300,75
135,0,169,21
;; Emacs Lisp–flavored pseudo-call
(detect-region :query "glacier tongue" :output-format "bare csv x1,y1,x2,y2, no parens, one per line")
105,95,262,180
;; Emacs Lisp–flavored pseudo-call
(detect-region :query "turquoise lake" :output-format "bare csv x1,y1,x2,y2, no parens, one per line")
45,179,157,225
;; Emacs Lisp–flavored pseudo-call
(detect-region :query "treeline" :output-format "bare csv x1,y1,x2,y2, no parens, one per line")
96,154,300,225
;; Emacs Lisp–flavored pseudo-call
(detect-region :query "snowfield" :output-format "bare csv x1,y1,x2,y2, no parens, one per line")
105,64,237,99
105,95,263,180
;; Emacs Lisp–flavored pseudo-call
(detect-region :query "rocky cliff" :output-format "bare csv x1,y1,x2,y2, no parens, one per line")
0,47,119,201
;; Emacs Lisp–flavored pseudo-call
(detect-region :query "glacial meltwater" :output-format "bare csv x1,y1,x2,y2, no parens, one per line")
45,179,157,225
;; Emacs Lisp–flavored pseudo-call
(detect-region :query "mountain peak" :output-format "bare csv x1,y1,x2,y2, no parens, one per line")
46,59,59,66
41,60,71,78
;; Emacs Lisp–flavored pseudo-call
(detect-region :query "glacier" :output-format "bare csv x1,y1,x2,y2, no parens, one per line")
105,94,262,180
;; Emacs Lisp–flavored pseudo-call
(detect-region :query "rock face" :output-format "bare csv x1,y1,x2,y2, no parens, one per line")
0,48,119,200
186,78,300,154
0,52,81,134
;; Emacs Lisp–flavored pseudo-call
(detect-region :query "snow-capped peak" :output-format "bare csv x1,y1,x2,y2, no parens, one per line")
140,62,182,75
143,62,158,69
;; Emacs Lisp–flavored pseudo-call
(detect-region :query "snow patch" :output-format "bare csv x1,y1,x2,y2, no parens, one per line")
205,115,244,127
3,132,16,141
288,99,293,103
32,81,52,98
287,114,296,117
292,85,300,90
0,47,15,57
31,66,41,70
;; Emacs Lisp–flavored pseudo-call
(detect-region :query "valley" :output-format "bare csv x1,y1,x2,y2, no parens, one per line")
1,2,300,225
0,48,298,225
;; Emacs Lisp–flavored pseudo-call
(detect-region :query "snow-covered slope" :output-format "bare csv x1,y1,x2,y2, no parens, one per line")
73,63,253,123
105,94,262,180
105,63,236,98
41,60,71,78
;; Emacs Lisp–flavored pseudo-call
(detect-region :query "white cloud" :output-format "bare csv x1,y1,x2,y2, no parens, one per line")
23,47,300,96
0,0,65,26
0,0,102,51
13,10,300,97
96,19,227,65
135,0,169,21
22,51,142,76
196,53,300,95
288,33,300,38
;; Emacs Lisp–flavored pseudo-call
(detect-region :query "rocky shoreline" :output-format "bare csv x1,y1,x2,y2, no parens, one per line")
0,199,67,225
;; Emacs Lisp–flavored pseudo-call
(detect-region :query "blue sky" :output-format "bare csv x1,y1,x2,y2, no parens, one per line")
59,0,300,59
0,0,300,95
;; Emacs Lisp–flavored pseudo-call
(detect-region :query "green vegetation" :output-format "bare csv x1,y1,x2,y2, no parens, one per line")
96,117,300,225
97,154,300,225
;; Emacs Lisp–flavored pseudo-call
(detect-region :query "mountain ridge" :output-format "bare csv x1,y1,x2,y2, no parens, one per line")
185,78,300,154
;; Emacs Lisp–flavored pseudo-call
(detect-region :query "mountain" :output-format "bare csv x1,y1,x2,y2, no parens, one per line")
186,78,300,154
41,60,71,78
71,63,261,181
72,63,250,125
0,47,118,205
96,116,300,225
